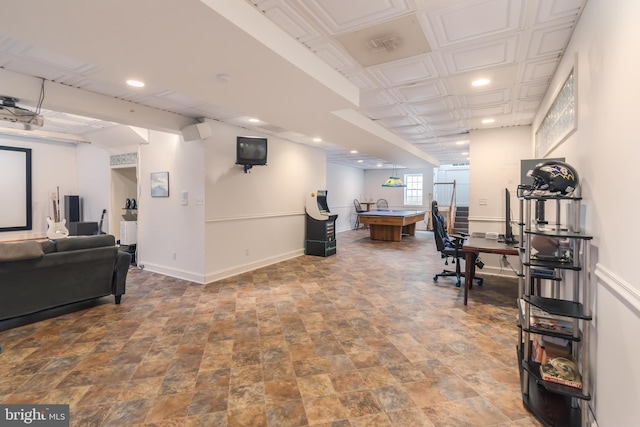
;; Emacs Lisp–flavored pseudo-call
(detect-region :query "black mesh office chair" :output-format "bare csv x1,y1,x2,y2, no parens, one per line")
353,199,367,230
431,201,483,287
376,199,389,210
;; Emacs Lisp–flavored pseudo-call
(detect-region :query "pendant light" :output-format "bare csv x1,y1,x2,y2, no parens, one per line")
382,165,406,187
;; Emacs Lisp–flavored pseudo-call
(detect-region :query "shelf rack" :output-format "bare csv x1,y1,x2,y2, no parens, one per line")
517,193,593,427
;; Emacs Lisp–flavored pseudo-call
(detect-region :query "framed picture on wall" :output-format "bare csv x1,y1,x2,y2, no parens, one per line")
0,145,32,231
151,172,169,197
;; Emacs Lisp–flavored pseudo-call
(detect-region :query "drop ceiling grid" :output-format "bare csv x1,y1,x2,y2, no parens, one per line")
420,0,525,48
366,54,440,87
294,0,412,36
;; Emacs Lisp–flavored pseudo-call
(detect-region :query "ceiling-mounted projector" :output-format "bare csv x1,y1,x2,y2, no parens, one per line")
0,96,44,130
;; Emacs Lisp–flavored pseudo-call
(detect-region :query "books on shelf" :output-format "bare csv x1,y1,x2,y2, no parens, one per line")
519,299,574,335
531,334,571,364
539,357,582,389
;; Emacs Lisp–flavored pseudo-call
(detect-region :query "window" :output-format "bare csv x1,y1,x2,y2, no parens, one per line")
404,173,423,206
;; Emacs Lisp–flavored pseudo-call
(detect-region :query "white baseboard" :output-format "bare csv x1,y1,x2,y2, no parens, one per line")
140,263,206,284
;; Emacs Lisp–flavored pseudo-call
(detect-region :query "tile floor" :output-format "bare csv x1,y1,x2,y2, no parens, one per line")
0,230,542,426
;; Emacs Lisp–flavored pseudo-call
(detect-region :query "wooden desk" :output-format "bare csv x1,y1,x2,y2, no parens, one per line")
462,237,519,305
357,210,425,242
359,201,375,211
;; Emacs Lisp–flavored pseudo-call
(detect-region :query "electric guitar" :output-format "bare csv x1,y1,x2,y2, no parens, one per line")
46,190,69,240
97,209,106,234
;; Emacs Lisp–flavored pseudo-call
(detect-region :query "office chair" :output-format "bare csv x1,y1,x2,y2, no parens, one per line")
431,201,483,288
376,199,389,210
353,199,367,230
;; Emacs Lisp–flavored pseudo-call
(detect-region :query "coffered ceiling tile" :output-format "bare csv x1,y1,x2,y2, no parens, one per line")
466,102,512,118
380,115,422,127
532,0,586,25
524,23,574,60
405,97,455,114
447,65,517,95
389,80,448,102
419,109,461,123
391,124,429,135
298,0,411,35
515,99,541,112
252,0,322,43
518,82,548,99
520,56,558,82
422,0,524,48
460,88,511,108
442,34,519,74
334,14,431,68
429,120,467,134
367,54,439,86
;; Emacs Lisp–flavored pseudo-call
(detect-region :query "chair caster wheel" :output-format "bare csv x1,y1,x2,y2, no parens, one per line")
478,279,484,286
433,276,438,281
455,281,461,287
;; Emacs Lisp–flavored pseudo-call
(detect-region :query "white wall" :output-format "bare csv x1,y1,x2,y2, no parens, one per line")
138,131,205,283
203,120,325,283
469,126,531,233
0,135,78,241
76,144,111,232
468,126,531,274
532,1,640,424
326,163,364,232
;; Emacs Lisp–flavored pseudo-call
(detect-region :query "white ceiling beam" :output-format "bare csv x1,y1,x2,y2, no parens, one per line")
0,68,196,134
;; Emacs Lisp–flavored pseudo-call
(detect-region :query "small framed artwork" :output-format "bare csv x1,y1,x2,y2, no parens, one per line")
151,172,169,197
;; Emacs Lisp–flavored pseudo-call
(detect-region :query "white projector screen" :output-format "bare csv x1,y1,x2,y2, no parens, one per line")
0,145,32,231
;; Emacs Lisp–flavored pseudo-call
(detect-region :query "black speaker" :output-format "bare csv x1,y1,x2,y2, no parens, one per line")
64,195,80,223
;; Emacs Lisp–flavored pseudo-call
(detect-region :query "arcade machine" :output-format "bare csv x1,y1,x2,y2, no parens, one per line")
305,190,338,257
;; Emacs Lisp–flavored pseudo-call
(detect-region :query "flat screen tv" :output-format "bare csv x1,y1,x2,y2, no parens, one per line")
236,136,267,173
504,188,518,245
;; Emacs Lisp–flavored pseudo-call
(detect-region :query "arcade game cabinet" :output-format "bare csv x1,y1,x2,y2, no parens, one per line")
305,190,338,257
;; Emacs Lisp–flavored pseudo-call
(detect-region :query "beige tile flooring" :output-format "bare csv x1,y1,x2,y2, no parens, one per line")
0,230,542,426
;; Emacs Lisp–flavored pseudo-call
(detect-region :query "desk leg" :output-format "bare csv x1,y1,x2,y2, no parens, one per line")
464,252,477,306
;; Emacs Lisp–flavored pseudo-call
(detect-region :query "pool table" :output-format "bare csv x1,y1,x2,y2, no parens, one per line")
357,210,426,242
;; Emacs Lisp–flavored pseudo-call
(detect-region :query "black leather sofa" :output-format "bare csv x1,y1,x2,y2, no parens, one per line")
0,234,130,321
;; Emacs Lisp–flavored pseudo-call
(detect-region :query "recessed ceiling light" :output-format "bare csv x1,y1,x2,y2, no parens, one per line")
461,152,469,155
455,140,467,145
313,138,322,142
376,163,383,167
249,118,260,123
126,79,145,88
482,118,495,124
472,78,490,87
350,150,358,154
357,159,363,163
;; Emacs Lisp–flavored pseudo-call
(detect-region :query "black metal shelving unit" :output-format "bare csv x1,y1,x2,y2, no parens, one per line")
517,194,593,427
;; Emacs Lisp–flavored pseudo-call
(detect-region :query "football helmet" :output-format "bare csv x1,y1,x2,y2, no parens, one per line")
527,161,579,195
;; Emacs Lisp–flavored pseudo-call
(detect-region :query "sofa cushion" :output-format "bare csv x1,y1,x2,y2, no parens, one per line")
0,241,44,262
56,234,116,252
40,240,56,254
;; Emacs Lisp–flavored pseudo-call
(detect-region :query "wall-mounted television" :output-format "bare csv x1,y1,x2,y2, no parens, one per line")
236,136,267,173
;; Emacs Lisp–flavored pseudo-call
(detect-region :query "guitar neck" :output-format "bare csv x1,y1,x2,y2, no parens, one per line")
52,199,59,222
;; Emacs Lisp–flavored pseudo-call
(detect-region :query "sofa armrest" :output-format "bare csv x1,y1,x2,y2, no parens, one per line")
113,251,131,303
